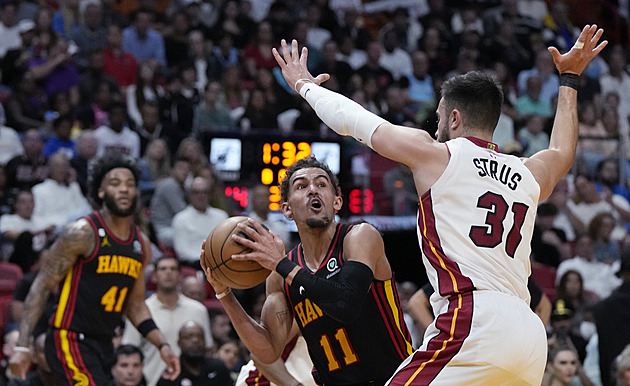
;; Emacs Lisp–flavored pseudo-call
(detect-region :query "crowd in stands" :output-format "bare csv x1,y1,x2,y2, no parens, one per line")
1,0,630,384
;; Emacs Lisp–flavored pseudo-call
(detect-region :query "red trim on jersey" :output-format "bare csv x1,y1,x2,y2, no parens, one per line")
371,282,410,359
388,291,474,385
84,215,102,262
94,211,136,245
418,193,475,296
69,331,96,385
318,223,345,271
59,258,88,329
53,329,75,386
245,369,270,385
463,136,500,152
284,249,296,318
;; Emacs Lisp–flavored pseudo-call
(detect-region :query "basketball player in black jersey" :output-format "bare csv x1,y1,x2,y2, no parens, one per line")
10,156,180,385
202,157,413,385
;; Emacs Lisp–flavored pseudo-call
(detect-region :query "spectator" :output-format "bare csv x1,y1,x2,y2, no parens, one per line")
172,176,228,268
163,11,189,69
159,70,197,139
593,250,630,386
577,101,608,175
78,49,121,107
547,176,580,241
589,212,621,264
3,72,47,132
70,130,98,196
0,2,21,59
336,32,367,71
517,48,560,105
595,158,630,202
515,75,554,120
356,40,394,90
122,9,166,69
1,18,37,85
615,344,630,386
6,333,55,386
110,344,146,386
541,345,594,386
51,0,80,38
246,184,290,246
557,234,621,300
548,298,588,363
383,163,419,216
404,50,435,113
136,138,170,205
242,21,279,82
156,321,232,386
27,37,80,106
312,39,354,95
125,60,164,129
0,119,23,166
0,190,52,272
70,0,107,69
94,102,141,159
43,113,76,159
212,340,241,382
174,138,208,176
192,81,235,136
238,88,277,131
209,312,234,349
180,276,207,304
378,29,412,81
136,101,177,156
122,256,213,386
210,0,253,49
103,24,138,89
150,157,190,248
518,114,550,157
568,174,630,242
31,153,91,230
4,129,48,196
599,46,630,133
187,30,221,90
11,268,57,341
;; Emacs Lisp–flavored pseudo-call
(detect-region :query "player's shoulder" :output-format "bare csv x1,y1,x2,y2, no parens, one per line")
54,217,97,256
345,222,383,244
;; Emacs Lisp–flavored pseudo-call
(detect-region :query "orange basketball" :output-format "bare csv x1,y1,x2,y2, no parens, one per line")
203,216,271,289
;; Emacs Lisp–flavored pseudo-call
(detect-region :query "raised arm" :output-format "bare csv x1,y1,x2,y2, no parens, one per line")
525,25,607,200
9,219,94,379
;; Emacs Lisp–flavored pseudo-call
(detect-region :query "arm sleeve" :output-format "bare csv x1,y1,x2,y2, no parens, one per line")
290,261,374,324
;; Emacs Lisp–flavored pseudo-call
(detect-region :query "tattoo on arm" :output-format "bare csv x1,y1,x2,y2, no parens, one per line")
18,221,94,345
275,309,290,323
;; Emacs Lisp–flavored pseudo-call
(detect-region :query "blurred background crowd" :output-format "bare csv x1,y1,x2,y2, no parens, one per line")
1,0,630,385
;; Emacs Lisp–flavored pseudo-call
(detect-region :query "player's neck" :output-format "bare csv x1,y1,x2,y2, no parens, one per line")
99,208,133,240
299,222,337,271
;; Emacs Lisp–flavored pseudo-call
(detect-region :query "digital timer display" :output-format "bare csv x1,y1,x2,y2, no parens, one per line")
205,133,342,211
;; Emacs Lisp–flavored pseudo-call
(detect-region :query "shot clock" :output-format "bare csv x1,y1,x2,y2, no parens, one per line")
205,132,341,211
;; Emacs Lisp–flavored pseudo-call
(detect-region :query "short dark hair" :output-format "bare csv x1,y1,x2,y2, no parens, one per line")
440,71,503,134
52,113,73,130
279,156,340,203
89,156,140,206
154,255,181,271
115,344,144,363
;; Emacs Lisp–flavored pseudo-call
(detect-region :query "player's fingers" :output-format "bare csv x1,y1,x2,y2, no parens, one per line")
315,73,330,84
299,46,308,67
291,39,299,62
547,46,561,62
272,47,285,68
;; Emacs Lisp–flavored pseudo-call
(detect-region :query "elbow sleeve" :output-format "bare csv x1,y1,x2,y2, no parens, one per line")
291,261,374,323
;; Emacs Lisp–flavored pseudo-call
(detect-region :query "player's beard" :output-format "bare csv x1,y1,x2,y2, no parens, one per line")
103,192,137,217
437,120,450,143
306,216,331,228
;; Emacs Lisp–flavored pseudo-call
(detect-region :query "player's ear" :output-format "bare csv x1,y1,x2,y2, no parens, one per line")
281,202,293,218
98,188,104,200
450,109,461,130
333,195,342,212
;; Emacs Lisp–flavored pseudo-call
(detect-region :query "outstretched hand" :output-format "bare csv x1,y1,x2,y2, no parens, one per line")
548,24,607,75
272,39,330,92
230,219,286,272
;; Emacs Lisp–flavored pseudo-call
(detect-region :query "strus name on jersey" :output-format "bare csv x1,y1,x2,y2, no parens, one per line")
96,255,142,278
472,157,522,190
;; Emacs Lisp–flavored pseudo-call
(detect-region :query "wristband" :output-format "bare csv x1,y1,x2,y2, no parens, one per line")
559,73,580,91
294,78,311,91
215,287,232,299
158,343,170,350
276,258,298,279
13,346,31,353
137,318,159,337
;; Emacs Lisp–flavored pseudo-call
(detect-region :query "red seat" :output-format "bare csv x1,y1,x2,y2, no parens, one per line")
0,262,22,297
531,262,557,301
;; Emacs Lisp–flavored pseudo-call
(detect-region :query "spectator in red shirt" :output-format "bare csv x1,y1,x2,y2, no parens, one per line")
103,24,138,89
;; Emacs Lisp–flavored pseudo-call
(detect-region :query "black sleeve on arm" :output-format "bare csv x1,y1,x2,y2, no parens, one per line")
290,261,374,324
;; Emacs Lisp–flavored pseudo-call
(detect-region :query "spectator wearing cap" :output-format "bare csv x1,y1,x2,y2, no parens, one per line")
593,250,630,386
548,298,588,364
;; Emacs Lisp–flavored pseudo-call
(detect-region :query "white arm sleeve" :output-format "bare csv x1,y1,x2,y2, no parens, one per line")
300,82,387,149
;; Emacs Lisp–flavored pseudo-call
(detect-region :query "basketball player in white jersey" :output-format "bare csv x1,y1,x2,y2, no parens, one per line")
273,25,607,385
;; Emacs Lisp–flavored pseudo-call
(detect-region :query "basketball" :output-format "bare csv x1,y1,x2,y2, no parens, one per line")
203,216,271,289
